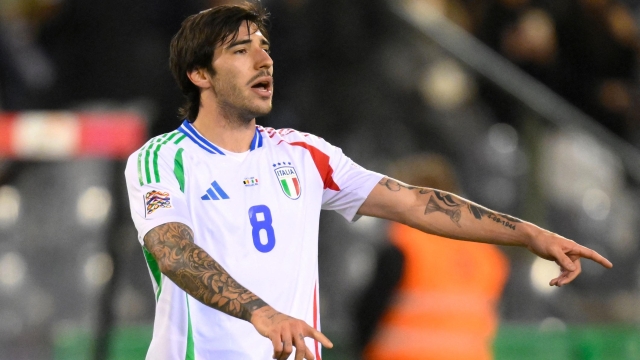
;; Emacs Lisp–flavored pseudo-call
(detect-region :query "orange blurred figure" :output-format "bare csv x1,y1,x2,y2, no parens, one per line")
364,154,509,360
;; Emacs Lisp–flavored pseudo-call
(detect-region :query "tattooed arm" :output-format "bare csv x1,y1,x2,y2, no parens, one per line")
358,177,612,286
144,222,332,360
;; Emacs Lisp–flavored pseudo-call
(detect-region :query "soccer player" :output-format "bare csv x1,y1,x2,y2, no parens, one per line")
124,3,613,360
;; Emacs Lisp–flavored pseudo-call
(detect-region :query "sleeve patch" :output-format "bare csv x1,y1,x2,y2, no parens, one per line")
145,190,172,215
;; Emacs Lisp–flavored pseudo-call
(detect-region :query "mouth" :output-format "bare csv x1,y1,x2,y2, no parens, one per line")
249,76,273,98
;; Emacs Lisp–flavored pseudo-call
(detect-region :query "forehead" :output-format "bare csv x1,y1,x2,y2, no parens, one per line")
221,21,265,45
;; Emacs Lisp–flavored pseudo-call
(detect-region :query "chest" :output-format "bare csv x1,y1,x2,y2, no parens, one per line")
180,146,325,258
183,147,323,219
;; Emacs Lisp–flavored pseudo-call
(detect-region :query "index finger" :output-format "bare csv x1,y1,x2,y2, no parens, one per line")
571,245,613,269
304,328,333,349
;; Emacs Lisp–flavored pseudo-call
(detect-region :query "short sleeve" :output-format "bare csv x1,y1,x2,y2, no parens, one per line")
124,146,193,245
317,140,384,222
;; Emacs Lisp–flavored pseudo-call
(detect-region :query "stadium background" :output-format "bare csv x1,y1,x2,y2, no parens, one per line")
1,0,640,358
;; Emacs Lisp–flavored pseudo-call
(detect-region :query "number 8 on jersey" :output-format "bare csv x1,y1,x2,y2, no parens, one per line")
248,205,276,253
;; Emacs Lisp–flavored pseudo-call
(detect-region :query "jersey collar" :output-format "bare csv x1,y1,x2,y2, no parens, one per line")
177,120,264,154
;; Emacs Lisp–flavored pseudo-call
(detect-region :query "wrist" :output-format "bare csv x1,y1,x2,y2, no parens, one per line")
519,221,541,248
250,304,275,325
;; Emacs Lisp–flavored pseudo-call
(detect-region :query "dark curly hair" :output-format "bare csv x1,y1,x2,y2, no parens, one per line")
169,2,270,122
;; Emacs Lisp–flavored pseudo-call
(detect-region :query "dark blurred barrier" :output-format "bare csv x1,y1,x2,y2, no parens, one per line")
0,112,145,159
0,112,146,360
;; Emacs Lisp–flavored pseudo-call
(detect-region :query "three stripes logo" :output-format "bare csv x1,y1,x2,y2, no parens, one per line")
201,181,230,201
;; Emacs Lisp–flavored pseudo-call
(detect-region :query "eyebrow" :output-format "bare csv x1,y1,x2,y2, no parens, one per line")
225,38,270,49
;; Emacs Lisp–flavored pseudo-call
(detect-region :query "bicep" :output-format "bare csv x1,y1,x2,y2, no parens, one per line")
356,177,422,223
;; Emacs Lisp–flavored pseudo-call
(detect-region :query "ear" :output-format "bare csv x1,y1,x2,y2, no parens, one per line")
186,68,211,90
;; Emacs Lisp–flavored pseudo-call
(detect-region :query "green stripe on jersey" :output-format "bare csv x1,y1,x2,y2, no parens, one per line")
186,294,195,360
137,149,145,186
136,131,181,185
142,247,163,301
174,134,186,144
139,136,164,185
145,133,170,183
137,137,158,186
152,132,180,183
144,143,154,184
174,148,185,193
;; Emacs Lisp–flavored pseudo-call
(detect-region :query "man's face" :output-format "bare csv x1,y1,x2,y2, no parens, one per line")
209,21,273,122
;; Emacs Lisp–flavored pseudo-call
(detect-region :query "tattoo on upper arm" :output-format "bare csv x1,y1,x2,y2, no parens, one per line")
377,177,521,230
144,222,267,321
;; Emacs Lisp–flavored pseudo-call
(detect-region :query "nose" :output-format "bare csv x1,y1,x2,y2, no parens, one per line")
254,47,273,71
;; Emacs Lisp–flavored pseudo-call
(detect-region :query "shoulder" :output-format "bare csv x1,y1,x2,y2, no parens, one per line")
129,130,188,161
259,126,329,148
126,130,189,183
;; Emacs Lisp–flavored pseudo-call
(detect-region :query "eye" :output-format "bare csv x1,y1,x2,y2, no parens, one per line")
234,48,248,54
263,48,271,54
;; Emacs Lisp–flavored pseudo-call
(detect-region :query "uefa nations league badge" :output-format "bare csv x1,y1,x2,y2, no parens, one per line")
273,162,301,200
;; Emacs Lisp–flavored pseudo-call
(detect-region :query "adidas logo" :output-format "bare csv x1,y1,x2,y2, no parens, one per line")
201,181,230,200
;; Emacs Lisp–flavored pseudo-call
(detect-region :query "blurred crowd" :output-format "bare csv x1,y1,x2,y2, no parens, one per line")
471,0,640,143
1,0,640,359
1,0,639,142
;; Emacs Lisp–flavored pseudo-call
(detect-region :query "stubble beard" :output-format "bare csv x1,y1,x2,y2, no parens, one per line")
212,76,272,126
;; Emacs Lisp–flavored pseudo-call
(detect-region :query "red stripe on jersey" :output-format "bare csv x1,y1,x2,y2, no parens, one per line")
313,284,321,360
292,177,300,195
284,141,340,191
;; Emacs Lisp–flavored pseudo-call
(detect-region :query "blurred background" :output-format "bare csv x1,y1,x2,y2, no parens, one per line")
1,0,640,359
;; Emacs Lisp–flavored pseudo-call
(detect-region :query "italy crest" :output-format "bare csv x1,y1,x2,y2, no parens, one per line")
274,164,301,199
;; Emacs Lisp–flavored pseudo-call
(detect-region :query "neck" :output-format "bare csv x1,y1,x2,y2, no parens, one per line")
192,104,256,153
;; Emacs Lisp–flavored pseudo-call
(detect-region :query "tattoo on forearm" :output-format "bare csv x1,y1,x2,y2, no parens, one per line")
144,222,267,322
377,177,521,230
378,178,430,194
467,203,521,230
468,203,520,222
425,195,462,227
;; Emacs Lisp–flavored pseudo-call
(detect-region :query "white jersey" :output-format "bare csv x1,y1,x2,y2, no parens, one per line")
125,120,383,360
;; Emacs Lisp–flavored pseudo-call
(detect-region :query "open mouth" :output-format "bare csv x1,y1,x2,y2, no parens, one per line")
250,77,273,96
